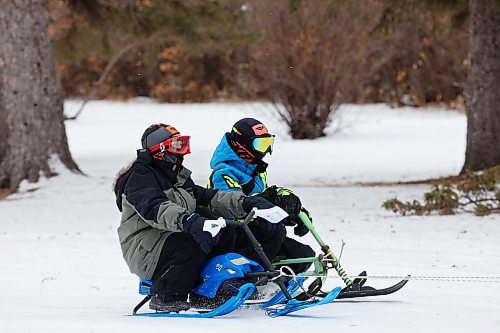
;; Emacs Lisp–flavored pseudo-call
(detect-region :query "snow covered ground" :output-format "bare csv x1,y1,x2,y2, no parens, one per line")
0,100,499,332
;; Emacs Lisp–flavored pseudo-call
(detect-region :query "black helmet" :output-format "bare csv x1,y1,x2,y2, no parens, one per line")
141,124,191,164
229,118,274,163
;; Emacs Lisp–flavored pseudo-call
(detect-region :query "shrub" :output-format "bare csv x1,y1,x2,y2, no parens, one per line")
382,166,500,216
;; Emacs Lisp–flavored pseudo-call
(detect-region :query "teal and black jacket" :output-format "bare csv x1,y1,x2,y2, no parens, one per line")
208,133,268,195
208,134,316,273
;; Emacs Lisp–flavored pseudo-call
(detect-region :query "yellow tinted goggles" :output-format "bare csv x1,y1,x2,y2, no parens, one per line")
252,135,275,154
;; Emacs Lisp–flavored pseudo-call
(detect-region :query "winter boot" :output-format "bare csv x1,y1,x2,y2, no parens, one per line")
149,295,190,312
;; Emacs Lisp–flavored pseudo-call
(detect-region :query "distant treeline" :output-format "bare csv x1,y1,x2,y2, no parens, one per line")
48,0,467,107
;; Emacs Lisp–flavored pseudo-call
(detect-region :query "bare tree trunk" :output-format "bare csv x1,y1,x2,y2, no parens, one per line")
462,0,500,172
0,0,80,193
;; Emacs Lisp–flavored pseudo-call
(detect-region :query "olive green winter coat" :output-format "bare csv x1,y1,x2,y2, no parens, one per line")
114,151,246,280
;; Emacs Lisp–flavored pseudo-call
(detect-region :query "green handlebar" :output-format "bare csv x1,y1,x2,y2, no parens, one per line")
298,211,326,247
298,211,353,286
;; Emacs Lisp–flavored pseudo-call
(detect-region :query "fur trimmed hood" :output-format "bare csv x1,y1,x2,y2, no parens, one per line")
112,159,136,193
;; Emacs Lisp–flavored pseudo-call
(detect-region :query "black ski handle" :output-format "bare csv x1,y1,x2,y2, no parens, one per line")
223,209,293,300
224,208,256,227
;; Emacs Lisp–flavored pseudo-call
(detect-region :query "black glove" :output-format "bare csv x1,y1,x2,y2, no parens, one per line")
242,196,280,231
260,186,302,219
182,213,223,254
242,196,274,212
292,207,312,237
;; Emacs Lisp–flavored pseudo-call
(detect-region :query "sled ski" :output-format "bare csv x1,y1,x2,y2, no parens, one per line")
296,271,409,300
335,276,409,299
265,286,342,317
132,283,255,318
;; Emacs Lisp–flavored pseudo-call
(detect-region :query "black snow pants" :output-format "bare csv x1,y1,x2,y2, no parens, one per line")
233,221,286,267
234,222,314,274
276,237,315,274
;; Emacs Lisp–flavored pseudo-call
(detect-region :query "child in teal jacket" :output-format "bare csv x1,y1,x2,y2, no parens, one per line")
208,118,315,273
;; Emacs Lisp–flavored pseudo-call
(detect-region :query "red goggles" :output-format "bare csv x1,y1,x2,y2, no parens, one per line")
150,135,191,155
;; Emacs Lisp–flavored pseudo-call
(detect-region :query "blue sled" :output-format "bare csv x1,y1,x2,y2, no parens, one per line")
130,253,342,318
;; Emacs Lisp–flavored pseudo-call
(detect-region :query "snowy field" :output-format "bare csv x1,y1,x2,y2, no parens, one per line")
1,100,499,332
